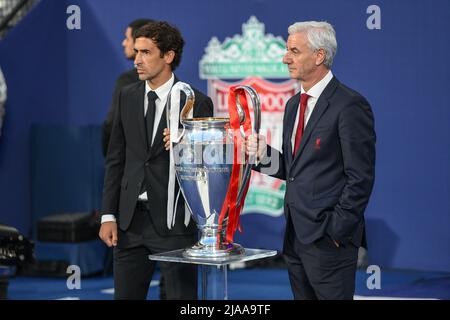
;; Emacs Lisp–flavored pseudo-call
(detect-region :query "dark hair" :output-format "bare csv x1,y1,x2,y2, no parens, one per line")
133,21,185,71
128,18,154,36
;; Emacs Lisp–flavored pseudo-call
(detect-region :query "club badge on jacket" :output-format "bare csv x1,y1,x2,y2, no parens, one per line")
314,138,321,150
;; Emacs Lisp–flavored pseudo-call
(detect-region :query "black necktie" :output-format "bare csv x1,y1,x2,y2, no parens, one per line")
145,91,158,149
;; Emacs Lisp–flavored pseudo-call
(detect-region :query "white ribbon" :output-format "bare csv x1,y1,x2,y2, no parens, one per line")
167,82,193,229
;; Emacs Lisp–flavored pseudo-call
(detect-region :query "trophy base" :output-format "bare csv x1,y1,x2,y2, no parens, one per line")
183,242,245,260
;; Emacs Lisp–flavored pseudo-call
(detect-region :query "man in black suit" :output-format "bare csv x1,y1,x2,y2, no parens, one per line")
102,19,171,298
99,21,213,300
102,18,153,156
247,21,376,299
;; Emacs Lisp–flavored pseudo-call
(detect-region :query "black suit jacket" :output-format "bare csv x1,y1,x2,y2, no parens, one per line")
259,76,376,246
101,78,213,235
102,68,140,156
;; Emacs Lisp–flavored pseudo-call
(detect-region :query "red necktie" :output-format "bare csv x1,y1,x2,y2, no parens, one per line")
293,93,310,155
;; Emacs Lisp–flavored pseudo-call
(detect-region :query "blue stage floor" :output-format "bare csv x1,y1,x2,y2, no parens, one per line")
5,268,450,300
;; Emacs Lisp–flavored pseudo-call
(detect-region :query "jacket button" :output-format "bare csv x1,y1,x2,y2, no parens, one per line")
145,162,149,167
289,177,295,182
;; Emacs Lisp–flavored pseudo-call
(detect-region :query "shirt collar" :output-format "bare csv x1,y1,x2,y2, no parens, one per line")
145,73,175,101
301,70,333,99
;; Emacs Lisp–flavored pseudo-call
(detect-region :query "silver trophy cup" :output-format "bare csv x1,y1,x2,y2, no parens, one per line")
167,83,261,259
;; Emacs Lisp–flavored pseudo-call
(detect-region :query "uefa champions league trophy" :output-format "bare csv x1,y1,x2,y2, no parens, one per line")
166,82,261,259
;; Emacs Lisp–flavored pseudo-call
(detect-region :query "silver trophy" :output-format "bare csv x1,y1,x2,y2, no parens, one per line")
167,83,261,259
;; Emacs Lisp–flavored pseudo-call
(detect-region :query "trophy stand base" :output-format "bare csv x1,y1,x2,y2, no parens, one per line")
183,242,245,260
149,248,278,299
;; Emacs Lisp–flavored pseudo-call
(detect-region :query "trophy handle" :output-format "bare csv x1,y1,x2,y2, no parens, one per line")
166,82,195,143
178,83,195,125
166,82,196,230
234,85,261,206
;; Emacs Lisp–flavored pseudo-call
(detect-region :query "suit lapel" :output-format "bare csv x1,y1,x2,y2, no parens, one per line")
132,82,148,150
292,77,339,165
284,93,300,165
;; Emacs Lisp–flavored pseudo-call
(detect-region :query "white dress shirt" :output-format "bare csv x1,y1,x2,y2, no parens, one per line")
102,74,175,224
291,71,333,151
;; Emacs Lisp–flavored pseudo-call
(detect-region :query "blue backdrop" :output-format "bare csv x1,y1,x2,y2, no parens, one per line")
0,0,449,272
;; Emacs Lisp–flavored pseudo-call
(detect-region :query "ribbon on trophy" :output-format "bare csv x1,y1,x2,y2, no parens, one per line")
218,86,253,244
166,82,193,229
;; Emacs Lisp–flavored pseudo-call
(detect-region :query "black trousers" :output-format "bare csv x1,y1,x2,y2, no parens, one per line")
113,202,198,300
282,216,358,300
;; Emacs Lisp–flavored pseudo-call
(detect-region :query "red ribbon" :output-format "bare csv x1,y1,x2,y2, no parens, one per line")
218,87,253,245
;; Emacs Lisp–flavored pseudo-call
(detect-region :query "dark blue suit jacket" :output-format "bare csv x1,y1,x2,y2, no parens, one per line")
259,76,376,246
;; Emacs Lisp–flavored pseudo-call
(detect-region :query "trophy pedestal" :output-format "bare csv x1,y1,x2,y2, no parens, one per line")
183,242,245,259
149,248,277,300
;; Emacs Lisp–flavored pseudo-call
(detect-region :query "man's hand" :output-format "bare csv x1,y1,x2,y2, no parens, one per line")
99,221,118,247
246,134,267,161
163,128,170,150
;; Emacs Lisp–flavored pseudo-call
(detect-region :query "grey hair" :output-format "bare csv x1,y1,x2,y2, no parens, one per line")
288,21,337,68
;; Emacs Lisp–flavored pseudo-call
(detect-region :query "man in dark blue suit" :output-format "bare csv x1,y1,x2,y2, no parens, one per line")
247,21,376,299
